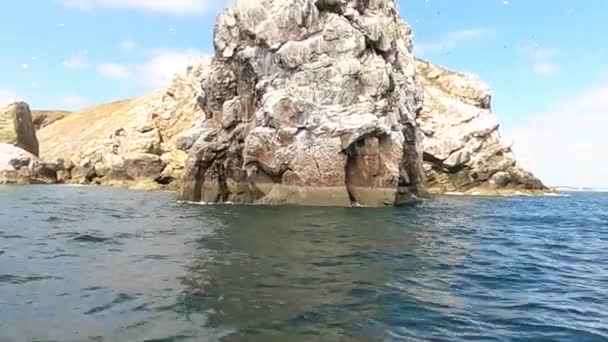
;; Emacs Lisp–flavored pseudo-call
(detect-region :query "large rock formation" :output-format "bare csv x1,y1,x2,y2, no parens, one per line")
416,59,547,195
33,0,549,201
176,0,427,206
0,102,39,156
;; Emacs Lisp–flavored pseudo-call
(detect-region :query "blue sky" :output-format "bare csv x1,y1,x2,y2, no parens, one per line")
1,0,606,187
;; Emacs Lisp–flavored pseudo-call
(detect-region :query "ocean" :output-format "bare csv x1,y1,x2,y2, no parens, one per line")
0,185,606,341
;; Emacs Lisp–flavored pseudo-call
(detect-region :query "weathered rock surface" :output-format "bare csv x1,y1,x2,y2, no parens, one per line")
416,59,548,195
0,102,39,156
0,143,37,184
176,0,427,206
37,65,206,190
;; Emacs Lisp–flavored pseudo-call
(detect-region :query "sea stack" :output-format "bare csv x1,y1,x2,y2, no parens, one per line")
177,0,427,206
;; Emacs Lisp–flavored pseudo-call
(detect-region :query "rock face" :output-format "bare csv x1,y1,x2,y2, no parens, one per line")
416,59,547,195
177,0,426,206
37,66,206,190
0,102,39,156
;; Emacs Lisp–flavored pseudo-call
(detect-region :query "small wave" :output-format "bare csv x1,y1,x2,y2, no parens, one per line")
44,253,78,260
177,200,238,206
544,192,570,197
84,293,136,315
72,234,116,244
45,215,79,223
1,234,24,239
83,286,105,292
113,232,139,239
144,254,169,260
0,274,62,285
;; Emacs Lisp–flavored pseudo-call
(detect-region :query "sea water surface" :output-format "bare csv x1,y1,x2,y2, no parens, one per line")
0,185,606,342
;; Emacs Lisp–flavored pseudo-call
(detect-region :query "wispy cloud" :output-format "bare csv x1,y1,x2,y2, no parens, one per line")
534,62,558,76
522,45,559,76
94,48,209,87
58,0,210,15
0,88,21,106
120,39,136,52
63,52,90,70
97,62,134,80
506,82,608,187
137,48,210,88
416,28,489,55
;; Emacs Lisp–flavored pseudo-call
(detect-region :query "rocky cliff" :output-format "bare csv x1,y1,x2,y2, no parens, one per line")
175,0,426,206
416,59,547,195
33,0,548,201
37,65,206,190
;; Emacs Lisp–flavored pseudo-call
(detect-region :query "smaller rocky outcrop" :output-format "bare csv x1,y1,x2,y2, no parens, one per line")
0,102,39,156
0,144,65,185
416,59,548,195
37,63,206,190
0,143,37,184
32,110,70,130
0,102,70,185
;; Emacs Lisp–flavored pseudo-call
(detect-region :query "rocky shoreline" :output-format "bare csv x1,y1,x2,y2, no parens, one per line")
1,0,550,206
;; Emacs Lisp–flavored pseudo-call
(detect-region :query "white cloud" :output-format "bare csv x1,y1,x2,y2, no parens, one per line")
445,29,487,41
576,86,608,112
523,45,559,76
97,62,133,80
58,0,209,15
57,95,89,108
417,28,488,55
63,52,90,70
523,46,558,60
137,48,210,88
0,88,21,106
533,62,558,76
506,83,608,188
94,48,210,87
120,39,136,52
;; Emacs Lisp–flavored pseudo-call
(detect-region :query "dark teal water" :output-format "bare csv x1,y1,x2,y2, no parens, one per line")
0,186,606,342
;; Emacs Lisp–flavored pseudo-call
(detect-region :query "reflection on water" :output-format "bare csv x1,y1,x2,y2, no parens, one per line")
0,186,607,341
177,206,470,341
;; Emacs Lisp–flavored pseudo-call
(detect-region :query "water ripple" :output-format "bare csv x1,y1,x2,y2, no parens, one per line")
0,186,606,341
